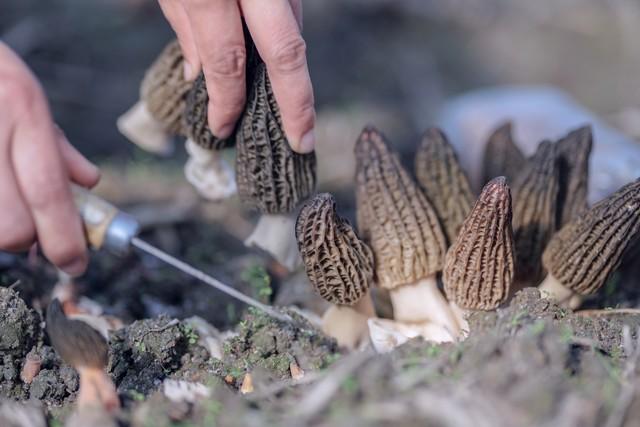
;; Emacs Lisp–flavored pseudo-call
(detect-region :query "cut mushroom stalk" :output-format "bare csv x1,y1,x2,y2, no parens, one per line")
296,193,376,349
540,178,640,308
46,299,119,412
117,40,191,155
355,127,460,337
443,177,515,337
184,139,236,201
246,214,301,272
237,61,316,271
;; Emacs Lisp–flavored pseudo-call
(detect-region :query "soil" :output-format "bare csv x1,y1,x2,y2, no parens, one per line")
2,236,640,427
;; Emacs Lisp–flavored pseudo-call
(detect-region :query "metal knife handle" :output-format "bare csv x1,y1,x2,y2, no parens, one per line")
71,185,140,254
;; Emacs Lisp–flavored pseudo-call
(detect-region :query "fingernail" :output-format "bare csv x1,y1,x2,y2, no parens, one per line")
212,123,234,140
296,129,316,153
183,61,195,81
60,255,87,277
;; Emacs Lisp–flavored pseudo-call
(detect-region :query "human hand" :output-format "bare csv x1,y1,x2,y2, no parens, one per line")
0,43,100,276
158,0,315,153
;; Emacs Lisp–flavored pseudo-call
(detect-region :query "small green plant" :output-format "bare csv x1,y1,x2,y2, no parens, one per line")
129,389,146,402
341,375,359,394
182,324,199,346
202,399,223,426
242,264,273,303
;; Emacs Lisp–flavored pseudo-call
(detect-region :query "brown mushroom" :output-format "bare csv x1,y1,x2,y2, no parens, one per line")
117,40,190,155
415,127,474,245
481,122,526,186
555,125,592,226
295,193,375,349
355,126,459,335
237,62,316,271
443,177,515,333
539,178,640,308
511,140,559,286
46,299,119,412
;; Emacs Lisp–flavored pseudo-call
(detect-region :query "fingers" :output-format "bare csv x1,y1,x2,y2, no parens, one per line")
0,126,36,252
182,0,247,139
241,0,315,153
158,0,201,80
58,134,101,189
11,86,89,277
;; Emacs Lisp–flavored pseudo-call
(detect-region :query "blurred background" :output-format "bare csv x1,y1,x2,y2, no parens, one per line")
2,0,640,323
3,0,640,166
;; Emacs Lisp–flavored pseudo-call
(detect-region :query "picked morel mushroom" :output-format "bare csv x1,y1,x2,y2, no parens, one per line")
117,40,190,155
296,193,375,349
511,140,559,286
555,126,592,226
481,122,526,185
237,62,316,271
443,177,515,334
181,73,239,201
46,299,119,412
539,178,640,308
355,126,460,336
415,127,474,245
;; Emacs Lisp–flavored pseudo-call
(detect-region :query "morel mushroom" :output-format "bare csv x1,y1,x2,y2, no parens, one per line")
415,127,474,245
296,193,375,349
481,122,526,185
46,299,119,412
355,126,459,335
237,62,316,271
443,177,515,333
539,178,640,308
117,40,190,155
511,140,559,285
555,126,592,226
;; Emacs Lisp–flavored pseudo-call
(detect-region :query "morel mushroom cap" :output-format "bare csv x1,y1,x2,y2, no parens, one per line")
555,125,592,226
46,299,108,370
355,126,447,290
512,140,559,284
295,193,374,306
139,40,192,136
542,178,640,295
415,127,474,245
481,122,526,185
182,73,236,150
236,62,317,214
443,177,515,311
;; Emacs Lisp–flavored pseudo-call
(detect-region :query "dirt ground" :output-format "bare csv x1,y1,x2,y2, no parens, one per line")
2,1,640,426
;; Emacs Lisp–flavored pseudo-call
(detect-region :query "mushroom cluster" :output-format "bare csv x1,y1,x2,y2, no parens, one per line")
296,122,638,352
119,36,316,271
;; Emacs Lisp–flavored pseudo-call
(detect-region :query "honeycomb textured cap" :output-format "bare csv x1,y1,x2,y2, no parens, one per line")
140,40,192,136
415,127,474,246
542,178,640,295
443,177,515,310
555,126,592,226
482,122,526,186
355,126,447,290
236,62,316,214
512,140,559,285
296,193,374,306
182,73,236,150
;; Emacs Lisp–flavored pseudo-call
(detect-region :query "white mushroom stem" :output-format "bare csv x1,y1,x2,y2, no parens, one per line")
77,367,119,413
116,100,174,156
538,274,583,309
244,213,301,272
184,139,236,201
368,318,454,354
389,276,461,337
448,302,470,339
321,290,375,350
